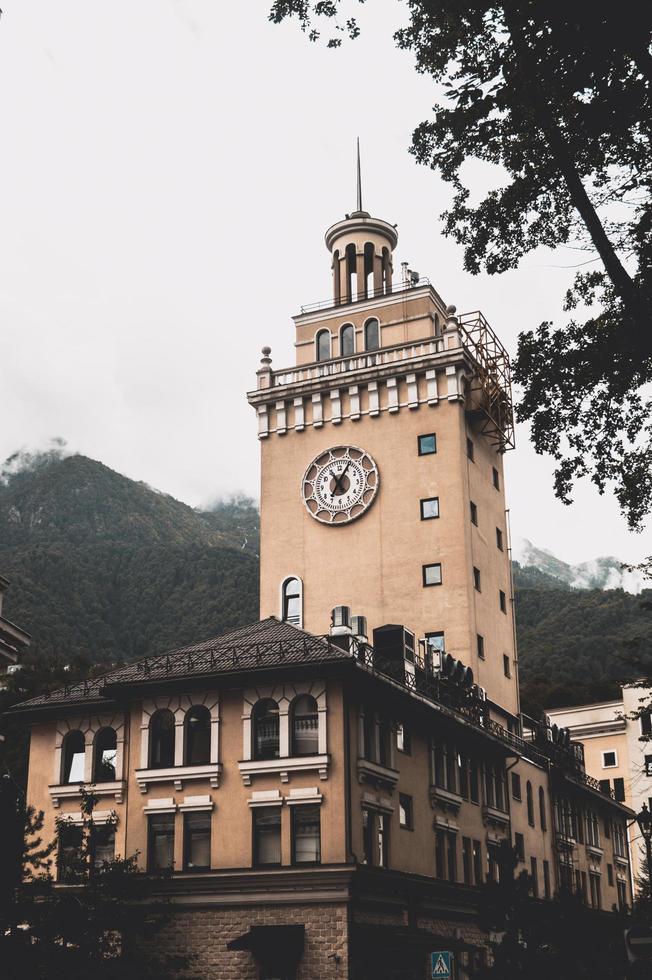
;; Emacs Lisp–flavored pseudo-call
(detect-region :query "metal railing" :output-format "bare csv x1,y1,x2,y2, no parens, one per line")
299,278,434,315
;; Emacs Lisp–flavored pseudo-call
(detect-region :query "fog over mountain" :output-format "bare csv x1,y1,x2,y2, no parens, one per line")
512,537,647,595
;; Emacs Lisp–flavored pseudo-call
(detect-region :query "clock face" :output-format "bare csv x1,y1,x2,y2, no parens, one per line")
302,446,379,525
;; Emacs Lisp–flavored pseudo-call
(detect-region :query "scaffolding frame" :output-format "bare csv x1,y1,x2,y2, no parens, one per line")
459,311,516,452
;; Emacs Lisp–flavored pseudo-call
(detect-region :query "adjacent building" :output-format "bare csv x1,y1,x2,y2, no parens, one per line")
10,192,634,979
0,575,30,685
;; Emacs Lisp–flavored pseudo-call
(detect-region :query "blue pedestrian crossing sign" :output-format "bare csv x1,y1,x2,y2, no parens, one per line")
431,951,452,978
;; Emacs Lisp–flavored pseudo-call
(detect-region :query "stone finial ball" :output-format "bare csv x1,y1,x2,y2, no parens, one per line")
261,346,272,356
446,304,457,316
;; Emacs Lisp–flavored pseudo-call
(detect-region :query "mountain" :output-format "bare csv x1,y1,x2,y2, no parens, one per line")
0,449,650,721
512,536,647,594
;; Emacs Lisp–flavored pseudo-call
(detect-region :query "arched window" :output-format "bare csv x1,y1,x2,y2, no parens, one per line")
527,781,535,826
184,705,211,766
281,577,302,627
61,730,85,784
253,699,280,760
93,727,117,782
316,329,331,362
149,708,175,769
539,786,547,831
340,323,355,357
364,318,379,352
292,695,319,756
433,313,441,337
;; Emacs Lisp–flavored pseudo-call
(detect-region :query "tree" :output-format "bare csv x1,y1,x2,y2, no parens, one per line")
269,1,652,531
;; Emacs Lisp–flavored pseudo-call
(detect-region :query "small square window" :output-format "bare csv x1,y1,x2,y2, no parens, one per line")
503,655,511,678
466,438,474,461
473,567,481,592
496,527,503,551
511,773,522,801
602,751,617,768
645,754,652,777
470,501,478,526
477,634,485,660
420,497,440,520
423,563,442,587
418,433,437,456
492,466,500,490
399,794,413,830
499,590,507,613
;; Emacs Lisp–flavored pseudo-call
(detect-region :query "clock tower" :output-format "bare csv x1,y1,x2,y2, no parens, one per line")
248,188,519,721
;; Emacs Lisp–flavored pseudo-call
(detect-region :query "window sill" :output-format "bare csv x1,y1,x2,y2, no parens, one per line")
135,763,222,793
356,758,399,791
586,845,604,859
482,804,510,829
429,784,463,814
49,780,126,808
239,754,329,786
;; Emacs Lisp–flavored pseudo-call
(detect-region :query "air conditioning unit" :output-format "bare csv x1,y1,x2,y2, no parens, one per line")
350,615,368,641
373,624,416,684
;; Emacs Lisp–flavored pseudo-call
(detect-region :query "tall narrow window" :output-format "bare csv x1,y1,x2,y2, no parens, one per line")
496,527,504,551
184,812,211,871
531,857,538,897
503,655,511,678
281,576,302,627
539,786,547,831
477,634,485,660
543,860,551,899
473,567,481,592
467,438,475,461
93,728,117,783
364,317,380,351
470,501,478,526
362,809,388,867
61,730,86,784
253,807,281,867
253,699,280,760
291,695,319,756
462,836,471,884
399,794,413,830
92,825,115,869
492,466,500,490
340,323,354,356
526,781,535,826
499,590,507,613
148,813,175,872
58,824,83,882
316,329,331,362
473,840,483,885
149,709,175,769
291,805,321,864
184,705,211,766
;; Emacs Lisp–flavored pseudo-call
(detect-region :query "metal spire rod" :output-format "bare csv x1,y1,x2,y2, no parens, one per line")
356,137,362,212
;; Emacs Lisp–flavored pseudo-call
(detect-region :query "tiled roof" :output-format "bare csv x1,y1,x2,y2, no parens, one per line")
9,618,352,712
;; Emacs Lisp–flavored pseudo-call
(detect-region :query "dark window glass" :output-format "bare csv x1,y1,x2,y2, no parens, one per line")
539,787,547,830
458,754,469,800
378,718,392,768
477,634,485,659
514,832,524,861
148,813,175,872
399,794,413,830
473,567,481,591
599,778,611,795
503,655,511,678
418,433,437,456
362,809,388,867
543,860,551,899
420,497,440,520
470,501,478,525
531,857,538,897
645,754,652,777
58,823,83,882
473,840,482,885
469,761,479,804
526,781,535,826
511,773,522,801
467,438,474,461
496,527,503,550
316,329,330,361
462,837,471,884
62,730,85,784
499,590,507,613
185,706,211,766
364,318,379,351
603,751,617,767
613,777,625,802
292,695,319,756
340,323,354,356
93,728,117,783
492,466,500,489
447,833,457,881
607,863,614,886
253,807,281,866
282,577,301,626
253,699,280,760
435,830,446,879
92,824,115,869
423,563,442,587
291,805,321,864
184,811,211,870
363,708,376,761
150,709,175,769
641,711,652,736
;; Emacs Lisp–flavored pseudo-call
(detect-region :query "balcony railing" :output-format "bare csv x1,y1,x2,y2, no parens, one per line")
298,277,434,315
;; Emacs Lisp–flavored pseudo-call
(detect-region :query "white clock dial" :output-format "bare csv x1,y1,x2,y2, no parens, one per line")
302,446,379,525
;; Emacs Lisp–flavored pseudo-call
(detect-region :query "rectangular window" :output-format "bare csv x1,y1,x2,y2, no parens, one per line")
492,466,500,490
426,632,445,671
503,655,511,678
646,755,652,777
447,833,457,882
499,590,507,613
641,711,652,736
589,872,602,909
599,778,611,795
511,772,522,801
543,860,551,899
362,809,388,868
396,722,411,755
399,794,413,830
435,830,446,879
496,527,504,551
459,753,469,801
607,863,614,886
473,840,483,885
420,497,440,520
467,437,474,461
462,836,472,884
469,760,479,804
530,857,538,897
470,501,478,526
473,567,481,592
148,813,175,872
617,880,628,911
613,777,625,802
183,812,211,871
291,804,321,864
602,750,617,768
477,634,485,660
514,832,524,862
418,433,437,456
581,870,588,903
92,825,116,869
253,807,281,867
58,824,83,882
423,563,442,587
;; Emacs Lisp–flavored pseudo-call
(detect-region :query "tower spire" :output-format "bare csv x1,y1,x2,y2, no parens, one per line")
356,137,362,213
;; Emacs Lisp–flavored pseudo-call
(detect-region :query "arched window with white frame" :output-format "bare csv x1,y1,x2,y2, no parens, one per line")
281,576,302,627
364,317,380,352
253,699,280,760
61,730,85,784
316,329,331,362
149,708,175,769
184,705,211,766
291,695,319,756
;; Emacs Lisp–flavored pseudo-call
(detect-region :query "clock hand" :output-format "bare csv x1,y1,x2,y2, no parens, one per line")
331,460,351,496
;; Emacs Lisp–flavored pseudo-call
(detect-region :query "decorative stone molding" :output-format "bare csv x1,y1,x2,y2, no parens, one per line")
139,692,220,773
58,809,116,826
247,789,283,809
429,784,463,815
241,679,327,775
586,845,604,861
143,797,176,815
360,791,394,815
433,815,459,834
179,794,213,813
482,804,510,830
286,787,323,806
356,758,399,793
49,780,126,808
53,712,126,788
135,763,222,794
239,754,329,787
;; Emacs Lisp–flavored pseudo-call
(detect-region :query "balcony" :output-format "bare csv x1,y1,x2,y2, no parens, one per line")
356,757,399,792
429,784,463,814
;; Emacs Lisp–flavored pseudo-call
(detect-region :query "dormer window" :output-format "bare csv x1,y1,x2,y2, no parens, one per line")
316,329,331,362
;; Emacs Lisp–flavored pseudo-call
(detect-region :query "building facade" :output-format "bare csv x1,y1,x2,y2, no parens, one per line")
12,196,634,979
0,575,30,686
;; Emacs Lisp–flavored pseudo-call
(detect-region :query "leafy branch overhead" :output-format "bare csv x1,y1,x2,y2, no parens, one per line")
269,1,652,530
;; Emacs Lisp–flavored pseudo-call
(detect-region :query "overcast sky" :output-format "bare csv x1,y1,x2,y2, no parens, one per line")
0,0,648,564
